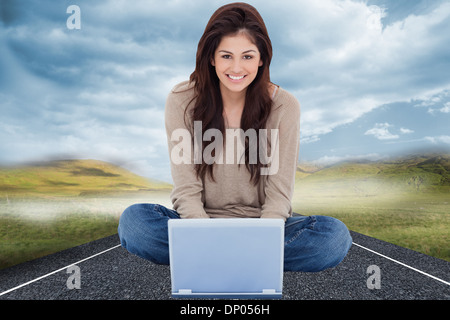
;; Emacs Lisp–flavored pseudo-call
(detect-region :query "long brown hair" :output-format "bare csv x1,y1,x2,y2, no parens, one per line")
189,2,273,184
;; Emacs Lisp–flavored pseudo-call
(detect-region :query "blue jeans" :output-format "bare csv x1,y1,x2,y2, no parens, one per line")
118,203,352,272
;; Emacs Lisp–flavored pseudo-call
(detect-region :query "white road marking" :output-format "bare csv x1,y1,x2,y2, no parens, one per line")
352,242,450,286
0,244,121,297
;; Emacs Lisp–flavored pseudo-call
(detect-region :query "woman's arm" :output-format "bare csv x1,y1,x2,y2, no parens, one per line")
165,86,209,219
260,93,300,220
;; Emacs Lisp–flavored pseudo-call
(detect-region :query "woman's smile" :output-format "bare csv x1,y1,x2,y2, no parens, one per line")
227,74,246,81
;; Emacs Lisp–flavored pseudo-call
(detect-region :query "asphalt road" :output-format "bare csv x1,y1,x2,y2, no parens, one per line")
1,229,448,302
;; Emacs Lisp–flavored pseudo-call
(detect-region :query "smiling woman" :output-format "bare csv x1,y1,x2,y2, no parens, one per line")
189,2,275,183
118,2,353,273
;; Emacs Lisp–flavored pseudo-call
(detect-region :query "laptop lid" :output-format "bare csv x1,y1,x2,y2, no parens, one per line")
168,218,284,299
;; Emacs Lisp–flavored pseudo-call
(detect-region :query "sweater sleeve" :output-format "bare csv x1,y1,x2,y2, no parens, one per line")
165,86,209,219
260,93,300,220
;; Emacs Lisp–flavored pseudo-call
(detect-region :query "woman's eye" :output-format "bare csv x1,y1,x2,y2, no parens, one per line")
243,55,253,60
222,55,232,59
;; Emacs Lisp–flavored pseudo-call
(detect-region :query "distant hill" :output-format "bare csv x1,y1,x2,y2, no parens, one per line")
0,159,172,197
1,154,448,198
293,153,450,262
296,153,450,195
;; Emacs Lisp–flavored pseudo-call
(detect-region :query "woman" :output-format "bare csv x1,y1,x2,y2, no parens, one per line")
118,2,352,272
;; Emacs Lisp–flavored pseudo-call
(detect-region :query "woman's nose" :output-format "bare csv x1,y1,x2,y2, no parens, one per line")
230,59,244,74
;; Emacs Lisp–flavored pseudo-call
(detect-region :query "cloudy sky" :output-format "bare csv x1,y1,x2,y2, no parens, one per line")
1,0,449,182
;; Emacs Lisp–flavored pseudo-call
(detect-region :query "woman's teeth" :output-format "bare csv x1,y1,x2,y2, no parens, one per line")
228,75,245,80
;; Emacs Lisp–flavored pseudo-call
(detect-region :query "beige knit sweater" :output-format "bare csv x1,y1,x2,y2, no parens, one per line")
165,81,300,221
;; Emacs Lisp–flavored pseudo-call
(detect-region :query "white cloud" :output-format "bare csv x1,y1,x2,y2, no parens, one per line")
413,90,450,114
365,123,399,140
311,153,386,166
364,124,414,141
272,1,450,143
425,136,450,145
439,103,450,113
300,135,320,144
400,127,414,134
427,103,450,114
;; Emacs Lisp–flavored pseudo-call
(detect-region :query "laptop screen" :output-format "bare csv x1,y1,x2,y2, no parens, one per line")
168,218,284,298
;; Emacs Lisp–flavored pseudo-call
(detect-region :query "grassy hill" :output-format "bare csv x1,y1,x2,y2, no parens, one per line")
0,159,172,197
297,153,449,190
293,153,450,262
0,159,173,270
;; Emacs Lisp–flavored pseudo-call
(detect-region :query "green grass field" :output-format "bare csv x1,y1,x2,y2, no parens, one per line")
293,191,449,262
0,159,172,269
1,210,119,271
293,154,450,262
0,155,449,270
0,192,172,270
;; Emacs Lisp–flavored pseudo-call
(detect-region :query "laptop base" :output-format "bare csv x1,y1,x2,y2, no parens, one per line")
172,292,282,299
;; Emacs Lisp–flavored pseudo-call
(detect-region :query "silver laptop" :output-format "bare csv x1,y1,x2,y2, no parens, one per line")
168,218,284,299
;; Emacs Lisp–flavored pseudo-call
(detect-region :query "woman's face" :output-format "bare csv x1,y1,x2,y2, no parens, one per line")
212,32,263,96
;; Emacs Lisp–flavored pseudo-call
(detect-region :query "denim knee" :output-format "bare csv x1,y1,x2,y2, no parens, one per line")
117,203,174,265
313,216,352,271
284,215,352,272
118,204,153,254
118,203,142,246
